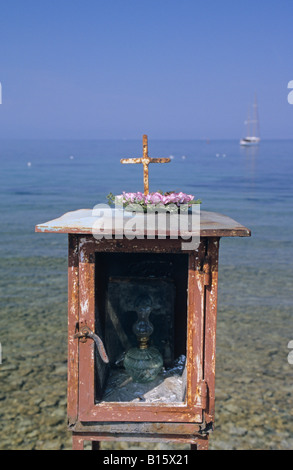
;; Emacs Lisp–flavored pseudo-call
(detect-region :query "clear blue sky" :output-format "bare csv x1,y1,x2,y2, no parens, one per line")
0,0,292,139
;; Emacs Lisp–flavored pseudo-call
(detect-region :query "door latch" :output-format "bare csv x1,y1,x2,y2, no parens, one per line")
74,325,109,364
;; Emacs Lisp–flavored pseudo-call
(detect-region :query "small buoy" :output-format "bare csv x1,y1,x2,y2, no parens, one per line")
181,155,186,160
27,162,32,167
69,156,74,160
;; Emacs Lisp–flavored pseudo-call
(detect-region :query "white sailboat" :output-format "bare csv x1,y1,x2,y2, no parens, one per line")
240,96,260,146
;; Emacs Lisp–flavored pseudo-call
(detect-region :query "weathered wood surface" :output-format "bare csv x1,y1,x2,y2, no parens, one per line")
72,431,207,449
67,235,79,426
70,421,205,435
35,209,251,237
77,239,203,424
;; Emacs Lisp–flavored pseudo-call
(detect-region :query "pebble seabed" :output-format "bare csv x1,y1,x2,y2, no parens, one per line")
0,257,292,450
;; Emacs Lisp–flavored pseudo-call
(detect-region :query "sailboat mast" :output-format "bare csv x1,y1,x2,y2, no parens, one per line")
240,94,260,145
253,94,260,138
247,108,251,137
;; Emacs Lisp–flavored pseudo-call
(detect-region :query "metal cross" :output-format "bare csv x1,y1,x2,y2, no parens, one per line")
120,135,171,195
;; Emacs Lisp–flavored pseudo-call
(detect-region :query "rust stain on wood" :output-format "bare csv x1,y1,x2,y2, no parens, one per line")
67,235,79,426
38,202,250,450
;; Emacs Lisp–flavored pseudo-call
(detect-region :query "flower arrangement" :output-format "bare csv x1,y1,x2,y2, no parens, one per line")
107,191,201,212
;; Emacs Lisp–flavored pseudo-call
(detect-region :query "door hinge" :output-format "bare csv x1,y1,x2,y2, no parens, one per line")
200,257,212,286
196,380,208,409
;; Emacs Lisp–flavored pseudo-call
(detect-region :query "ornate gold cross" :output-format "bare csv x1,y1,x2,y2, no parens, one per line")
120,135,171,195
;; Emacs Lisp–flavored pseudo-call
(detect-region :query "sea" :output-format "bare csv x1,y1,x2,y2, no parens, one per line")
0,139,293,450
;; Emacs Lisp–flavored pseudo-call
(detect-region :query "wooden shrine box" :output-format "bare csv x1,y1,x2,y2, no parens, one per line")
35,208,250,450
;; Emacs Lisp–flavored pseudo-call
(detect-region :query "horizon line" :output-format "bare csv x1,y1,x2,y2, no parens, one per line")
0,137,292,141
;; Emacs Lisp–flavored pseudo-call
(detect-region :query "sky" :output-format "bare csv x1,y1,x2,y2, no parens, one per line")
0,0,292,139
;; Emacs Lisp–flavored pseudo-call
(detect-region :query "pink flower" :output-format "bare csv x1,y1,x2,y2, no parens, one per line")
115,191,197,207
161,195,171,204
177,192,186,204
185,194,194,203
122,192,136,203
167,193,180,204
149,192,163,204
144,194,152,204
135,192,144,202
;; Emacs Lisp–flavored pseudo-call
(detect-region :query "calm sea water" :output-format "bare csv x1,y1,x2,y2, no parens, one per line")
0,139,293,263
0,139,292,449
1,138,293,307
